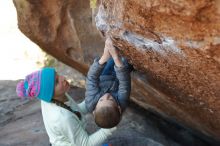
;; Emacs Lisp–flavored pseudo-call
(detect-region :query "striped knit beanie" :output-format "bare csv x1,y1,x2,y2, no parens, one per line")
16,68,55,102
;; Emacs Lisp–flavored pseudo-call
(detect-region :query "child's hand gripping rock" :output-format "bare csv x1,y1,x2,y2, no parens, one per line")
106,38,124,68
99,37,112,64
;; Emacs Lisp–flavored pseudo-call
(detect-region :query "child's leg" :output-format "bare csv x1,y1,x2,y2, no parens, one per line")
101,58,116,76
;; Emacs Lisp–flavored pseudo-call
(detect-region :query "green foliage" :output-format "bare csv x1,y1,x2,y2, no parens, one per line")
90,0,97,9
43,54,57,67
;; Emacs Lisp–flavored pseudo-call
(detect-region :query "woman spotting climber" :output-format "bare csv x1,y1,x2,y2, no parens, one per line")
15,39,119,146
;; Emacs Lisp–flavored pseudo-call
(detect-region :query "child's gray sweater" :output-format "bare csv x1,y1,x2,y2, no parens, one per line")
85,57,131,113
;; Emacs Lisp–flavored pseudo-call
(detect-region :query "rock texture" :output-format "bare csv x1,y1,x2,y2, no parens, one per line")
13,0,220,141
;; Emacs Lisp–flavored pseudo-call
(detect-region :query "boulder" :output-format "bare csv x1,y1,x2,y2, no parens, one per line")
13,0,220,141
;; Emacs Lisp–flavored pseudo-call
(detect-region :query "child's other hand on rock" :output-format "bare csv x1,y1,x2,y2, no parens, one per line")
106,37,123,67
99,37,112,64
103,39,111,60
106,38,119,59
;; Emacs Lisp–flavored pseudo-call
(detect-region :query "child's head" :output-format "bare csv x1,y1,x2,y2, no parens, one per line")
16,68,69,102
93,93,121,128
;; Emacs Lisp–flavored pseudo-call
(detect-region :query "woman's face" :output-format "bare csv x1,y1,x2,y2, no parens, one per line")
54,74,70,98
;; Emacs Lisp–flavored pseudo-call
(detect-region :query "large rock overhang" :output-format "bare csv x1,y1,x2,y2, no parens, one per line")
13,0,220,141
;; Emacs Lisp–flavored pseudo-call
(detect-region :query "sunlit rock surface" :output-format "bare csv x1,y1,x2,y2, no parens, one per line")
13,0,220,141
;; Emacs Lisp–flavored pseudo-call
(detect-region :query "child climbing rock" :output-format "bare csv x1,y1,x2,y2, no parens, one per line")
85,37,132,128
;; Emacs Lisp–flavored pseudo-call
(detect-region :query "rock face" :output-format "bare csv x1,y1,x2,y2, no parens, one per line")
13,0,220,141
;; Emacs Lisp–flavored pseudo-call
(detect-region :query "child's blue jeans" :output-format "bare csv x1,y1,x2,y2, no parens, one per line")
101,58,133,76
101,58,116,76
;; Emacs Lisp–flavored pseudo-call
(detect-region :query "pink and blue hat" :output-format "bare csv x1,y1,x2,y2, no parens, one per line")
16,68,55,102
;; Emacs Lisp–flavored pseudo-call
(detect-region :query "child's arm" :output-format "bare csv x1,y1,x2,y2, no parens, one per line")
114,63,131,111
85,39,111,112
108,39,131,111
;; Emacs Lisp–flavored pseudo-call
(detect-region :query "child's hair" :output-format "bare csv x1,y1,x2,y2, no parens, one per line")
94,104,121,128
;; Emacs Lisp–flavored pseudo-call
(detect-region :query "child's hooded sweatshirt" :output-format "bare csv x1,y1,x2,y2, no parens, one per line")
85,57,131,113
